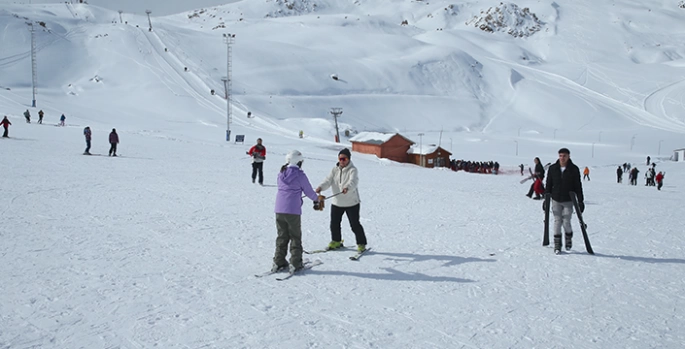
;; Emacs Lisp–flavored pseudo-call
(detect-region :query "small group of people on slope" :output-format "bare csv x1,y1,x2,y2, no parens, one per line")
21,109,65,125
5,113,119,157
82,127,120,156
3,110,67,138
251,138,367,273
616,156,665,190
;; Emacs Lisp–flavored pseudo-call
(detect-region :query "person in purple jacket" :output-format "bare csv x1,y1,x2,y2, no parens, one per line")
108,128,119,156
272,150,320,273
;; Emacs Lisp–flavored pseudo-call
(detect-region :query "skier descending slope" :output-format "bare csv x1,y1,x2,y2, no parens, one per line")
544,148,585,254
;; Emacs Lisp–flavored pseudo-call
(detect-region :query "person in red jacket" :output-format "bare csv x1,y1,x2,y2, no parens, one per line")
1,116,11,137
108,128,119,156
247,138,266,185
655,171,665,191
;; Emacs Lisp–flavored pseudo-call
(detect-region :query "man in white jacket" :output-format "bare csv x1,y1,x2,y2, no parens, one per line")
316,148,368,252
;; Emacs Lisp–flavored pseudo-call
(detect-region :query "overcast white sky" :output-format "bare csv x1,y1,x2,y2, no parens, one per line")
0,0,240,16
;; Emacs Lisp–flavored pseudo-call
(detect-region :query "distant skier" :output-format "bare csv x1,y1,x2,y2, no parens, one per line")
1,116,11,137
493,161,500,175
23,109,31,123
544,148,584,254
646,156,651,165
616,166,623,183
271,150,320,273
247,138,266,185
629,167,639,186
59,114,66,126
83,127,92,155
655,171,665,190
519,164,524,176
645,167,655,186
38,110,44,124
108,128,119,156
583,167,590,181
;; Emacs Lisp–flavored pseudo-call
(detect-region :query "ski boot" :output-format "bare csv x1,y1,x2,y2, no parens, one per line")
289,264,304,273
357,244,366,252
326,241,344,250
554,235,562,254
271,262,288,273
565,232,573,251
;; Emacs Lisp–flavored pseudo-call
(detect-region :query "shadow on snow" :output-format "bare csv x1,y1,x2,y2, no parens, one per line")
307,250,495,282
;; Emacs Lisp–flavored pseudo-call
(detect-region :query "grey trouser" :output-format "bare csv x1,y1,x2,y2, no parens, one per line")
274,213,303,268
551,200,574,237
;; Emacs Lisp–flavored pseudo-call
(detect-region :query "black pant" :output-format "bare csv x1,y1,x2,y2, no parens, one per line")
251,162,263,184
657,182,663,190
109,143,117,156
330,204,367,245
85,139,91,153
2,127,7,137
38,117,43,124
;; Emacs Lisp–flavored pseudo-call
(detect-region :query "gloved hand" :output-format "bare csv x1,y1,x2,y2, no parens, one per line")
313,201,320,211
579,201,585,213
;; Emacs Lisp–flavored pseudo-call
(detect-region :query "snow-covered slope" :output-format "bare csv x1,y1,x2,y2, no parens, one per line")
2,1,685,348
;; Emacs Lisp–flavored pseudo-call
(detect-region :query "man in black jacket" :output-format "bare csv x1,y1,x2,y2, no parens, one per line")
545,148,584,253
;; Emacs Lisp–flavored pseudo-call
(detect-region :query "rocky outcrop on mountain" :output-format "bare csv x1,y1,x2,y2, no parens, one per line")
466,2,543,38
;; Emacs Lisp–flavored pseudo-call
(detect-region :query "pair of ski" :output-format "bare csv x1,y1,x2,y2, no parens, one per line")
520,163,552,184
542,192,594,254
305,246,372,261
254,260,323,281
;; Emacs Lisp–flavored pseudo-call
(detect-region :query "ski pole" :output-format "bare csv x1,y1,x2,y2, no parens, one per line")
301,192,343,199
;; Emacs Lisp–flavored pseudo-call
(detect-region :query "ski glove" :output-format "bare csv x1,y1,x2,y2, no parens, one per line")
542,200,548,211
579,202,585,213
313,195,326,211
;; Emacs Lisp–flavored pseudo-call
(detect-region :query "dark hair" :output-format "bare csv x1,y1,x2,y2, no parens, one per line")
280,162,302,172
558,148,570,155
338,148,351,159
534,157,540,163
